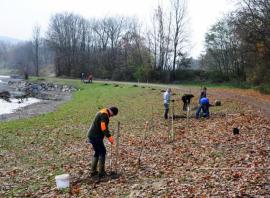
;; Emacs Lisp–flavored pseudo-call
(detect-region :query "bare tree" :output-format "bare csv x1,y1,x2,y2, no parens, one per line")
171,0,188,80
47,13,90,77
156,5,166,71
32,24,41,76
92,18,109,51
202,0,270,83
234,0,270,83
149,15,158,69
164,12,172,71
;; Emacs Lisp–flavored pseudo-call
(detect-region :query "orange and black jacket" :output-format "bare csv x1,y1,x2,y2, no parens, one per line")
88,108,112,140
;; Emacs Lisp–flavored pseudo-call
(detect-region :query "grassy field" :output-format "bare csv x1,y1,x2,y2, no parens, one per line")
0,78,269,197
0,80,158,196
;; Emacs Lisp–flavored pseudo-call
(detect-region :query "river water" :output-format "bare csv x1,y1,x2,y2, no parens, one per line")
0,75,41,116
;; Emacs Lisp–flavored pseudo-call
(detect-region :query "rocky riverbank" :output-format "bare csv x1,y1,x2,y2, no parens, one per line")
0,78,76,121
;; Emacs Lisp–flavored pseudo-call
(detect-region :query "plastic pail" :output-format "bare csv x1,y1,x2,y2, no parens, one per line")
55,174,70,189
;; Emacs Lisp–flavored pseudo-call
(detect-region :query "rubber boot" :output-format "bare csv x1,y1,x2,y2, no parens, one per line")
90,156,98,177
98,156,107,178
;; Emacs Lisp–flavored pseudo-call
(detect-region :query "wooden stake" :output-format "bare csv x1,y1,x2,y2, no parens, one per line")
151,105,154,132
110,140,113,174
171,101,175,141
167,118,170,142
115,121,120,174
138,121,149,167
225,109,228,132
187,104,190,127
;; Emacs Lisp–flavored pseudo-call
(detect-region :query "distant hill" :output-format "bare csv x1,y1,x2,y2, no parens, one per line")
0,36,22,45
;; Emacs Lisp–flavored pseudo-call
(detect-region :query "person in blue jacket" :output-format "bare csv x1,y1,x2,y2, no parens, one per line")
196,97,210,118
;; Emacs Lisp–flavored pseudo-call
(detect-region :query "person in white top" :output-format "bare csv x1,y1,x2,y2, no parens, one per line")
163,88,172,119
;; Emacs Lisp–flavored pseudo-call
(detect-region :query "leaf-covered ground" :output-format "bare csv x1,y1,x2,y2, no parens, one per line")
0,81,269,197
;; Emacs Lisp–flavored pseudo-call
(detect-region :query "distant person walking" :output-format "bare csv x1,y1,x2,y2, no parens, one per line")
80,72,85,82
163,88,172,119
87,107,118,177
88,73,93,83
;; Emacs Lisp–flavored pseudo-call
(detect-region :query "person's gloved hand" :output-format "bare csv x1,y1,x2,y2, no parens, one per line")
108,136,114,145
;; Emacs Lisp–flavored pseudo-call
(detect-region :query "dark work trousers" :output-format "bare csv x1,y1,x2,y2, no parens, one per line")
89,138,106,158
164,103,169,119
196,104,209,118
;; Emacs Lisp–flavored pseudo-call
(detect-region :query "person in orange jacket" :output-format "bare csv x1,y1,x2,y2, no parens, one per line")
87,107,118,177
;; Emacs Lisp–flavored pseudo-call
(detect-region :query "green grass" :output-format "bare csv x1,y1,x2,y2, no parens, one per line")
0,79,156,196
0,80,149,139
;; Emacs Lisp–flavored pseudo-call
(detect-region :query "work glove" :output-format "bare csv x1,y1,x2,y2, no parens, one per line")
108,136,114,145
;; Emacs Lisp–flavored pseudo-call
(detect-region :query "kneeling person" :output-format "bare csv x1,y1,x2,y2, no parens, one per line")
196,97,210,119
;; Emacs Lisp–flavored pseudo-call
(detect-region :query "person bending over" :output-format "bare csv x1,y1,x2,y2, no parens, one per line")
87,107,118,177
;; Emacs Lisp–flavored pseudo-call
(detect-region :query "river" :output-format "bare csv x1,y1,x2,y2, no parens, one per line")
0,75,41,116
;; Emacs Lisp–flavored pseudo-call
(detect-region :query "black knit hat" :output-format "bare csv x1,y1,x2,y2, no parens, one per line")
109,106,118,116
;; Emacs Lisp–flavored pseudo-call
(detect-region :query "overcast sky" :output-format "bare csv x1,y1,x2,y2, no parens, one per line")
0,0,235,58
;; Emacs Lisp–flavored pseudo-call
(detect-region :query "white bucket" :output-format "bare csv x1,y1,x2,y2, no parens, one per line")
55,174,70,189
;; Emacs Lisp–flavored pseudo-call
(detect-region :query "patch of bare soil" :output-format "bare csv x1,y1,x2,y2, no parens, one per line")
209,88,270,117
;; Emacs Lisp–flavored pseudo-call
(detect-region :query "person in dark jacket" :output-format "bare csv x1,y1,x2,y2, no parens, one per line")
182,94,194,111
200,87,207,99
87,107,118,177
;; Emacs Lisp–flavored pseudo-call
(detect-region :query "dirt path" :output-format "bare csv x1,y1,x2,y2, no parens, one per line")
209,88,270,117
